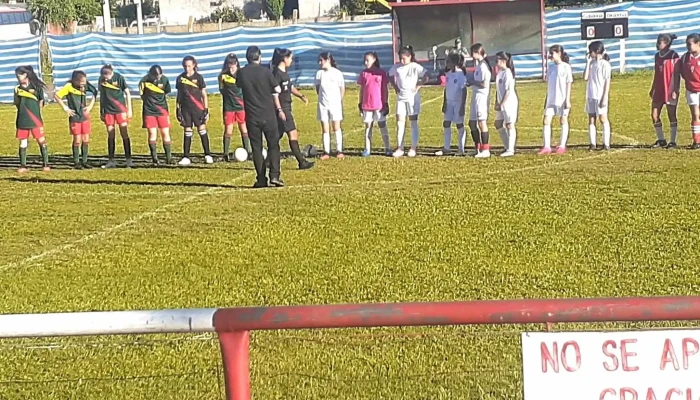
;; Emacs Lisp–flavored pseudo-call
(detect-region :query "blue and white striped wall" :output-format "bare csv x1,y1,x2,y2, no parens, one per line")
0,36,41,104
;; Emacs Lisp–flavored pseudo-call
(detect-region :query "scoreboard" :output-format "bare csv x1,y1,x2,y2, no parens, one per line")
580,11,629,40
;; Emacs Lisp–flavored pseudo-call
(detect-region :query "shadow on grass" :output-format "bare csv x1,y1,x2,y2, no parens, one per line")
4,176,255,189
0,154,255,171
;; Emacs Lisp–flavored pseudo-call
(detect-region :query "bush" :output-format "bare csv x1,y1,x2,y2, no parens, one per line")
29,0,102,28
264,0,284,20
340,0,367,15
197,5,246,23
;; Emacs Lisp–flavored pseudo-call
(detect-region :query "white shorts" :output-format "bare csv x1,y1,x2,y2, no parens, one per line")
362,110,386,124
443,101,465,124
318,104,343,122
496,109,518,124
585,98,608,116
544,106,571,117
396,99,421,117
469,93,489,121
686,91,700,106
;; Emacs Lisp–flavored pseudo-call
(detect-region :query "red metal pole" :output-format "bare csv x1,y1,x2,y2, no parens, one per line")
218,331,251,400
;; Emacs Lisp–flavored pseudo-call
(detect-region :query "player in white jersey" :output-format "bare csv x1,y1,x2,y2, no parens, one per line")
468,43,492,158
435,53,467,156
494,52,518,157
315,51,346,159
389,45,428,158
584,41,612,151
541,45,573,155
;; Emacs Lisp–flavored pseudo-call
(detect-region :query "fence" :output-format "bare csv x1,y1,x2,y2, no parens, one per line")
0,36,41,104
1,296,700,400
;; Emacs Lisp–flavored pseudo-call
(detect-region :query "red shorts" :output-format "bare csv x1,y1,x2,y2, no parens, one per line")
70,120,92,136
104,113,129,126
224,110,246,125
143,115,170,129
16,127,44,140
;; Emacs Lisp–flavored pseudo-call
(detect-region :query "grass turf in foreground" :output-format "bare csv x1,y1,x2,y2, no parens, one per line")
1,74,700,399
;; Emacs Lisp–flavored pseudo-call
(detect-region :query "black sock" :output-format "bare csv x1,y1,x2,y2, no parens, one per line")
184,134,192,158
480,131,490,146
199,131,211,155
149,142,158,163
107,134,116,160
289,139,306,164
122,136,132,159
40,144,49,167
81,143,89,164
470,130,480,149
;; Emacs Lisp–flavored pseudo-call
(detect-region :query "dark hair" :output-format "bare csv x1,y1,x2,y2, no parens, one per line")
549,44,570,64
364,51,380,69
588,41,610,61
15,65,46,90
657,33,677,48
100,64,113,76
182,55,198,71
246,46,262,63
446,53,461,72
272,48,292,68
398,45,416,62
496,51,515,76
148,65,163,81
221,53,239,73
70,70,87,88
318,51,338,69
470,43,492,72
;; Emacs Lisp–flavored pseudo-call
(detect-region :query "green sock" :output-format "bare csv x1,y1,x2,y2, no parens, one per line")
149,142,158,162
81,143,89,164
223,135,231,156
72,145,80,165
163,143,172,163
40,144,49,167
242,135,251,153
19,147,27,167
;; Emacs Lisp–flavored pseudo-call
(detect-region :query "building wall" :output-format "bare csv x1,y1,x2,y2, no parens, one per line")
159,0,211,25
298,0,340,19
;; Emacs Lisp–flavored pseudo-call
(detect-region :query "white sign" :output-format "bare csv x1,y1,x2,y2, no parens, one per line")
586,26,596,39
522,331,700,400
581,12,605,20
614,24,624,37
606,11,629,19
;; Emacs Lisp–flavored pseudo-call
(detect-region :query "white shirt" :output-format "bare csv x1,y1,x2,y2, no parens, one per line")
314,67,345,108
389,62,426,102
546,62,573,108
444,69,467,103
586,59,611,101
496,68,517,106
472,60,491,97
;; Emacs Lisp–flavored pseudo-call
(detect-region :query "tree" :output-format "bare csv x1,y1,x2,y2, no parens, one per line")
340,0,367,16
29,0,101,28
264,0,284,20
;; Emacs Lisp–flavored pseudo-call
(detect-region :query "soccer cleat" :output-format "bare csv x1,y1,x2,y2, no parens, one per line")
456,151,466,156
361,149,371,157
555,146,567,155
270,178,285,187
407,148,417,158
537,147,552,155
601,145,611,151
125,159,134,168
651,139,668,148
152,160,160,167
500,150,515,157
42,166,51,172
320,154,330,161
385,149,393,157
475,150,491,159
17,167,28,174
223,154,231,162
299,161,314,170
434,149,451,156
336,153,345,159
252,180,268,188
74,164,83,170
81,163,92,170
102,160,117,169
666,142,678,149
588,144,597,152
204,155,214,164
178,157,192,166
392,148,405,158
691,143,700,150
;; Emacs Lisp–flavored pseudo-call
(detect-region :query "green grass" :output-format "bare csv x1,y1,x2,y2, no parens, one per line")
1,74,700,399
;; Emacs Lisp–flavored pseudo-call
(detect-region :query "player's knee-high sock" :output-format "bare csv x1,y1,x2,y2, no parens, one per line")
40,143,49,167
364,124,373,153
107,132,116,161
19,140,27,168
442,121,452,150
81,142,89,165
379,124,390,152
480,128,490,151
588,124,597,147
322,131,331,154
163,141,172,163
603,122,611,148
692,121,700,144
670,122,678,143
183,130,193,158
72,144,80,165
241,132,251,154
199,129,211,155
508,127,517,153
223,135,231,156
410,120,419,149
497,126,508,151
654,121,664,141
289,139,306,164
397,120,406,150
335,130,343,153
149,141,158,163
457,124,466,154
120,128,131,160
560,123,570,148
543,124,552,149
469,121,480,151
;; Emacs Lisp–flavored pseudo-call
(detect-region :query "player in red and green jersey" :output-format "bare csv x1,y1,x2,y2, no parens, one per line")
99,64,134,168
176,56,212,166
219,53,251,161
14,65,50,173
139,65,173,165
54,70,97,169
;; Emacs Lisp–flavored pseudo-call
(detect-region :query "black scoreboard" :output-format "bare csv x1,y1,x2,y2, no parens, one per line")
580,11,629,40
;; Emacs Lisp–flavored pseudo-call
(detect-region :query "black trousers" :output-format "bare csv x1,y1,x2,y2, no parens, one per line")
247,118,281,182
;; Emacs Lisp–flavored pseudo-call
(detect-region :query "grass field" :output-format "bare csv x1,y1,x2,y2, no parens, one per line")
2,72,700,399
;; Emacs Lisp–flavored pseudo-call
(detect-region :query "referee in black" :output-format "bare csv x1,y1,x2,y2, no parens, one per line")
236,46,284,188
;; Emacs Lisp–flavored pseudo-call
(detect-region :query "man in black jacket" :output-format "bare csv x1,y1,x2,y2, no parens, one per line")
235,46,285,188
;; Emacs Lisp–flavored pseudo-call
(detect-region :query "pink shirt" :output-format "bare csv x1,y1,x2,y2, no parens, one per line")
357,68,388,111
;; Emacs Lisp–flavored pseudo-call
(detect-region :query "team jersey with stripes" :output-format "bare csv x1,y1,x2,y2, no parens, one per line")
218,73,244,112
99,72,129,115
14,83,44,129
176,72,206,111
56,82,97,123
139,75,171,117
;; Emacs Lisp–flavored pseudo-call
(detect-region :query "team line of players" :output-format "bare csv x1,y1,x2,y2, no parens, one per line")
10,33,700,172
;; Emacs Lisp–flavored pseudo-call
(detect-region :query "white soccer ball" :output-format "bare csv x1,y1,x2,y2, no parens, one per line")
234,147,248,162
262,148,268,160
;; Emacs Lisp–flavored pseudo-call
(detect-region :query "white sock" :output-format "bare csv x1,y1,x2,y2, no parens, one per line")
410,120,419,149
543,125,552,149
560,124,570,148
589,124,597,147
364,125,373,153
322,132,331,154
443,124,452,150
654,122,664,141
457,126,466,153
498,127,508,151
602,122,611,147
335,130,343,153
670,123,678,143
379,125,390,151
507,127,516,153
397,120,406,149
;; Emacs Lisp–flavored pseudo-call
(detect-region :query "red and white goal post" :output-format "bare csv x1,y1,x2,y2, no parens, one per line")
1,296,700,399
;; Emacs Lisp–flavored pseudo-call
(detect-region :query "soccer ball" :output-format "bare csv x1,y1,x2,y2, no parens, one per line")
262,148,267,160
234,147,248,162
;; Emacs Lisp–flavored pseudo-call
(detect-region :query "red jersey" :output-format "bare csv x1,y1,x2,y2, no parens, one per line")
680,52,700,93
652,50,679,103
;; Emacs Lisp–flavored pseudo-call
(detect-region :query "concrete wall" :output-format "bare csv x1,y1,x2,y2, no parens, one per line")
298,0,340,19
159,0,211,25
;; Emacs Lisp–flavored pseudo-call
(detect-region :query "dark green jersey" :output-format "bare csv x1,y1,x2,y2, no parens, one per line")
99,72,129,115
139,75,171,117
56,81,97,123
14,83,44,129
219,73,244,112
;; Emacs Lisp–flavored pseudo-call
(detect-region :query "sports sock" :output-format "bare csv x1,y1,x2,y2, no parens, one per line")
543,124,552,149
122,136,132,159
40,144,49,167
692,121,700,144
163,142,172,163
410,120,419,149
670,122,678,143
470,125,480,151
322,132,331,154
149,141,158,163
184,132,193,158
480,130,490,151
457,126,466,154
81,143,89,164
335,130,343,153
443,124,452,150
654,122,664,141
289,139,305,164
508,128,517,153
107,133,116,160
199,130,211,155
603,122,611,147
72,145,80,165
397,120,406,149
364,125,373,152
379,125,390,151
560,124,570,148
223,135,231,156
241,134,252,154
589,124,597,147
498,127,508,151
19,147,27,167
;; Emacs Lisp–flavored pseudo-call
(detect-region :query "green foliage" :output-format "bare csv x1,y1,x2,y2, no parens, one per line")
545,0,622,7
340,0,367,15
264,0,285,20
29,0,101,27
201,5,246,23
117,0,157,20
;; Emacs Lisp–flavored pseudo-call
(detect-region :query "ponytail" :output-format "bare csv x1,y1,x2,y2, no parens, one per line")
561,51,570,64
496,51,515,76
15,65,46,90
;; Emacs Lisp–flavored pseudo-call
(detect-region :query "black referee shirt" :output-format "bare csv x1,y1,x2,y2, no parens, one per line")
236,62,280,121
